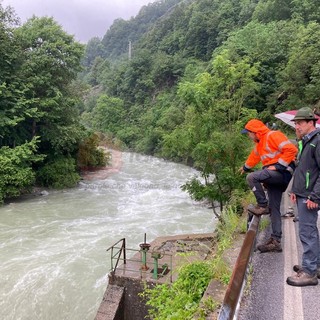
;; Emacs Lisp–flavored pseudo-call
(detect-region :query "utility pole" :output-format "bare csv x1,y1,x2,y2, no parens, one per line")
128,40,132,60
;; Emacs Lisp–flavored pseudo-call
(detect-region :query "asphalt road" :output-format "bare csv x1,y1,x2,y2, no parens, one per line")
238,211,320,320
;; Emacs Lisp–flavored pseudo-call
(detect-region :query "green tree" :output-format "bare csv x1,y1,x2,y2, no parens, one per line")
253,0,292,22
0,4,44,201
14,16,85,156
0,4,38,147
36,156,80,189
0,4,115,198
164,51,259,216
85,56,107,86
279,22,320,108
77,132,108,169
220,20,299,112
82,37,105,68
88,94,126,134
291,0,320,23
0,138,44,203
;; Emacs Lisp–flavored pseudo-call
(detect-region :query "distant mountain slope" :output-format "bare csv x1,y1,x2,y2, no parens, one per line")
100,0,184,60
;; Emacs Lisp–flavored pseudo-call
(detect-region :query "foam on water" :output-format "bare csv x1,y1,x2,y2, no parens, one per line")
0,152,216,320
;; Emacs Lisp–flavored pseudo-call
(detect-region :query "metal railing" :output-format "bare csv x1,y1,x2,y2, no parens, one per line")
107,238,173,282
218,215,261,320
107,238,126,272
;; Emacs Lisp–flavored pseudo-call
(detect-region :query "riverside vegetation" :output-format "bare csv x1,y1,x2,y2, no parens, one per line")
0,5,108,203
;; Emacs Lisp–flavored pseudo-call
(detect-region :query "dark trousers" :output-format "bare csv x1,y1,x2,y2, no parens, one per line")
247,169,288,240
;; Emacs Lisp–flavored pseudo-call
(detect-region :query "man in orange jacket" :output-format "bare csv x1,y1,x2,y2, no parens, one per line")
240,119,298,252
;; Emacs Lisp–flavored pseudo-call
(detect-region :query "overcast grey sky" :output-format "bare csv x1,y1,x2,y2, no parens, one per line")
1,0,154,43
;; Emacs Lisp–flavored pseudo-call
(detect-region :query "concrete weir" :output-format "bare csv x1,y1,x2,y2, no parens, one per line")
95,233,214,320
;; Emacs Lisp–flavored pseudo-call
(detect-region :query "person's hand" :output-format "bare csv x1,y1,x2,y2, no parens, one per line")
267,165,276,170
306,199,319,210
238,166,245,175
290,193,296,203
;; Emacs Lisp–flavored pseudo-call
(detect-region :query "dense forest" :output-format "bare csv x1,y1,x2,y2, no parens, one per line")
1,0,320,206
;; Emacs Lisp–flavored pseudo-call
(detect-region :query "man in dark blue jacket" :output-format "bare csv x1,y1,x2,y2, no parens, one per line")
287,107,320,287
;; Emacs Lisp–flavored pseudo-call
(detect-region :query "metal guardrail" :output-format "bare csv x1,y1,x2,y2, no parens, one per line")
218,214,261,320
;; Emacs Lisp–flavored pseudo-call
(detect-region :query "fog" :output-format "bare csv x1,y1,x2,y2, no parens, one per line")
1,0,154,43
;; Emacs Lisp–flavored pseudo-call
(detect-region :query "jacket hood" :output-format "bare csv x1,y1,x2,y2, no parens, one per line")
245,119,270,139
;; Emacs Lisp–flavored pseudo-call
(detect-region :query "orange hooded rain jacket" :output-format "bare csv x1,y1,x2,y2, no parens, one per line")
244,119,297,170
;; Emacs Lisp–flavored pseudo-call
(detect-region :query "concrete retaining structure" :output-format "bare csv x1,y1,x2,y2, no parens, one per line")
95,285,125,320
95,233,214,320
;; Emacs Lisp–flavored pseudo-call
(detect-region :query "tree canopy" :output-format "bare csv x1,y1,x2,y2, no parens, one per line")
0,4,103,202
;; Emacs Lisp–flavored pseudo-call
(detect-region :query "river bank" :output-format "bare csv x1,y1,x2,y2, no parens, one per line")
80,148,123,181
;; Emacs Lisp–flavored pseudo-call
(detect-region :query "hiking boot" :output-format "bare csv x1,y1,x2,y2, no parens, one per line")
247,204,270,216
282,211,295,218
257,238,282,253
287,270,318,287
293,265,320,279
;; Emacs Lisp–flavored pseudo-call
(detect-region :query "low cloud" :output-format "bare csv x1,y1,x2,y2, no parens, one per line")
1,0,154,42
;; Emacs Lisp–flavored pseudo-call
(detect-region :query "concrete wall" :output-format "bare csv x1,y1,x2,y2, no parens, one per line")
109,273,154,320
95,273,156,320
95,284,125,320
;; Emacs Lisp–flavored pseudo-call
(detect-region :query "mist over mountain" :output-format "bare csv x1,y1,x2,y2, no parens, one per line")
1,0,154,42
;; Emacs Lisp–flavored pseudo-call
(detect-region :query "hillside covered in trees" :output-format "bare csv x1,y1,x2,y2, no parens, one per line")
1,0,320,206
81,0,320,209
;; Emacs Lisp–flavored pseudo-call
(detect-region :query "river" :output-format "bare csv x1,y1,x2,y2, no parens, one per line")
0,152,216,320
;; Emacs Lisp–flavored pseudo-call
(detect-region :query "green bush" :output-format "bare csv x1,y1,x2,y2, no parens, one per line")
77,133,108,168
0,138,43,203
36,156,80,189
142,261,213,320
